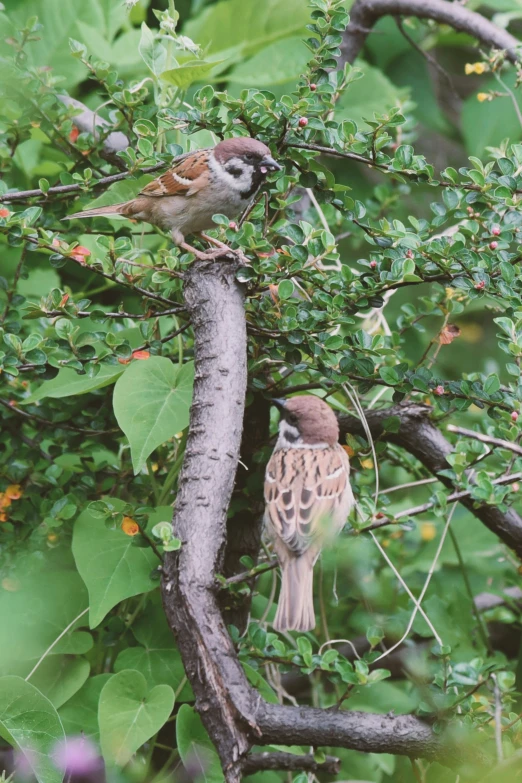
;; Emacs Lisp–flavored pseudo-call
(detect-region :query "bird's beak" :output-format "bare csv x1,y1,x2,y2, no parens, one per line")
260,155,282,173
271,398,287,411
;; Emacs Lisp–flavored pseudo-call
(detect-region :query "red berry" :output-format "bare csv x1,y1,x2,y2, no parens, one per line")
512,411,519,423
475,280,486,290
491,225,501,236
298,117,308,128
489,241,498,250
0,208,10,218
370,260,377,269
309,83,317,91
228,221,238,231
434,385,445,396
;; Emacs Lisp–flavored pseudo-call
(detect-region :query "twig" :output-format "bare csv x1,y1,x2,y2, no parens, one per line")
0,398,118,435
0,164,165,204
492,674,504,763
366,471,522,531
243,752,340,775
447,425,522,457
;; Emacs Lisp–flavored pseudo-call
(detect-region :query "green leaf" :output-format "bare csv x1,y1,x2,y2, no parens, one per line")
483,374,500,396
0,559,90,699
72,502,158,628
278,279,294,300
114,596,190,695
59,674,111,740
184,0,310,62
227,37,309,86
160,60,224,89
139,21,167,76
98,670,174,766
336,60,406,130
379,366,400,385
113,357,194,473
29,657,90,709
176,704,224,783
0,676,65,783
242,663,278,703
24,363,125,403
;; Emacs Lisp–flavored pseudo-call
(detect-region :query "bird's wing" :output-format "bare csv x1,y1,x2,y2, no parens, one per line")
264,445,352,556
139,148,211,198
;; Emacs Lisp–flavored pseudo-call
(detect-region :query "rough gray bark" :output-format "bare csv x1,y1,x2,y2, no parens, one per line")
338,403,522,557
342,0,521,65
161,260,256,783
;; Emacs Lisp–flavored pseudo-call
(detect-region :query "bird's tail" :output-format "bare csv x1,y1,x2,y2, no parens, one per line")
62,203,127,221
274,555,315,632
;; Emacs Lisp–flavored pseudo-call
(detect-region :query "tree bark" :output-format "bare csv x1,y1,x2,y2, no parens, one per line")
161,259,257,783
342,0,521,65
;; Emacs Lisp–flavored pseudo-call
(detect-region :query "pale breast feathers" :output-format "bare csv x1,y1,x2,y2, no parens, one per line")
139,149,211,198
264,446,351,555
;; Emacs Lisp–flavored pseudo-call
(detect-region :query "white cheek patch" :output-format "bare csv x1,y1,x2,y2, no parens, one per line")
211,155,254,193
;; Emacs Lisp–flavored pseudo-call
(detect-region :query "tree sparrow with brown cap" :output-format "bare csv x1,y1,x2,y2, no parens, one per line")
64,137,281,258
264,395,354,632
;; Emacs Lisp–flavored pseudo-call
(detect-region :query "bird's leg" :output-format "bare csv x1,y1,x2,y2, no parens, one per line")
198,233,249,265
179,241,216,261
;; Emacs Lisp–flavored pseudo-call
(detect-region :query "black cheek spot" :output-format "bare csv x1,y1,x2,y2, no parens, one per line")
227,165,243,178
284,430,299,444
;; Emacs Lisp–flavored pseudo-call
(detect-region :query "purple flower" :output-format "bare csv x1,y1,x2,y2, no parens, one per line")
52,736,102,776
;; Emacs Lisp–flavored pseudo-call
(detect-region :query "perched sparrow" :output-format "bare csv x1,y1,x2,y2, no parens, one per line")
64,137,281,254
264,396,354,632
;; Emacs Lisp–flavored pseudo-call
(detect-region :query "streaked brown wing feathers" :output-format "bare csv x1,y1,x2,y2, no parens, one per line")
139,149,210,198
264,446,350,555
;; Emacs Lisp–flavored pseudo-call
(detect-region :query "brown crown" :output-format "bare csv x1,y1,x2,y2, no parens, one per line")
283,395,340,446
214,137,271,163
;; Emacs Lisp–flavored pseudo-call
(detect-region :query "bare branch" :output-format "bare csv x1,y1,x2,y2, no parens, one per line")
342,0,521,66
447,425,522,457
243,752,340,775
338,404,522,557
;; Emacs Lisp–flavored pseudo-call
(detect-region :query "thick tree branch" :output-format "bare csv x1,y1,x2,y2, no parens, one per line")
342,0,521,66
338,403,522,557
161,259,256,783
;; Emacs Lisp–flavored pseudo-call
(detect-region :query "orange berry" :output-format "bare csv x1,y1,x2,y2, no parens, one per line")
69,126,80,143
121,516,140,536
132,350,150,360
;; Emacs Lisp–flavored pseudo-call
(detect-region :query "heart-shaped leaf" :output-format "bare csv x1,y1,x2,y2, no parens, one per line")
98,669,174,766
0,676,65,783
113,357,194,473
72,502,157,628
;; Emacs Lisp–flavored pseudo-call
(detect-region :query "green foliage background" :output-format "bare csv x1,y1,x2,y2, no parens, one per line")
1,0,522,782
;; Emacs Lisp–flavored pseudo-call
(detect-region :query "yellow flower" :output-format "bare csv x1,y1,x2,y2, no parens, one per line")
5,484,22,500
465,62,486,75
0,495,11,510
421,522,437,542
360,458,374,470
121,516,140,536
477,92,490,103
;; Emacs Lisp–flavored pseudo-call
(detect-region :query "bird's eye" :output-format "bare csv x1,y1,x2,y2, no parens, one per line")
287,413,298,425
244,153,255,162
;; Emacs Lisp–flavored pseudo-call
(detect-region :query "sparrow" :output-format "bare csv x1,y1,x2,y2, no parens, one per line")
63,137,281,257
264,395,354,632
